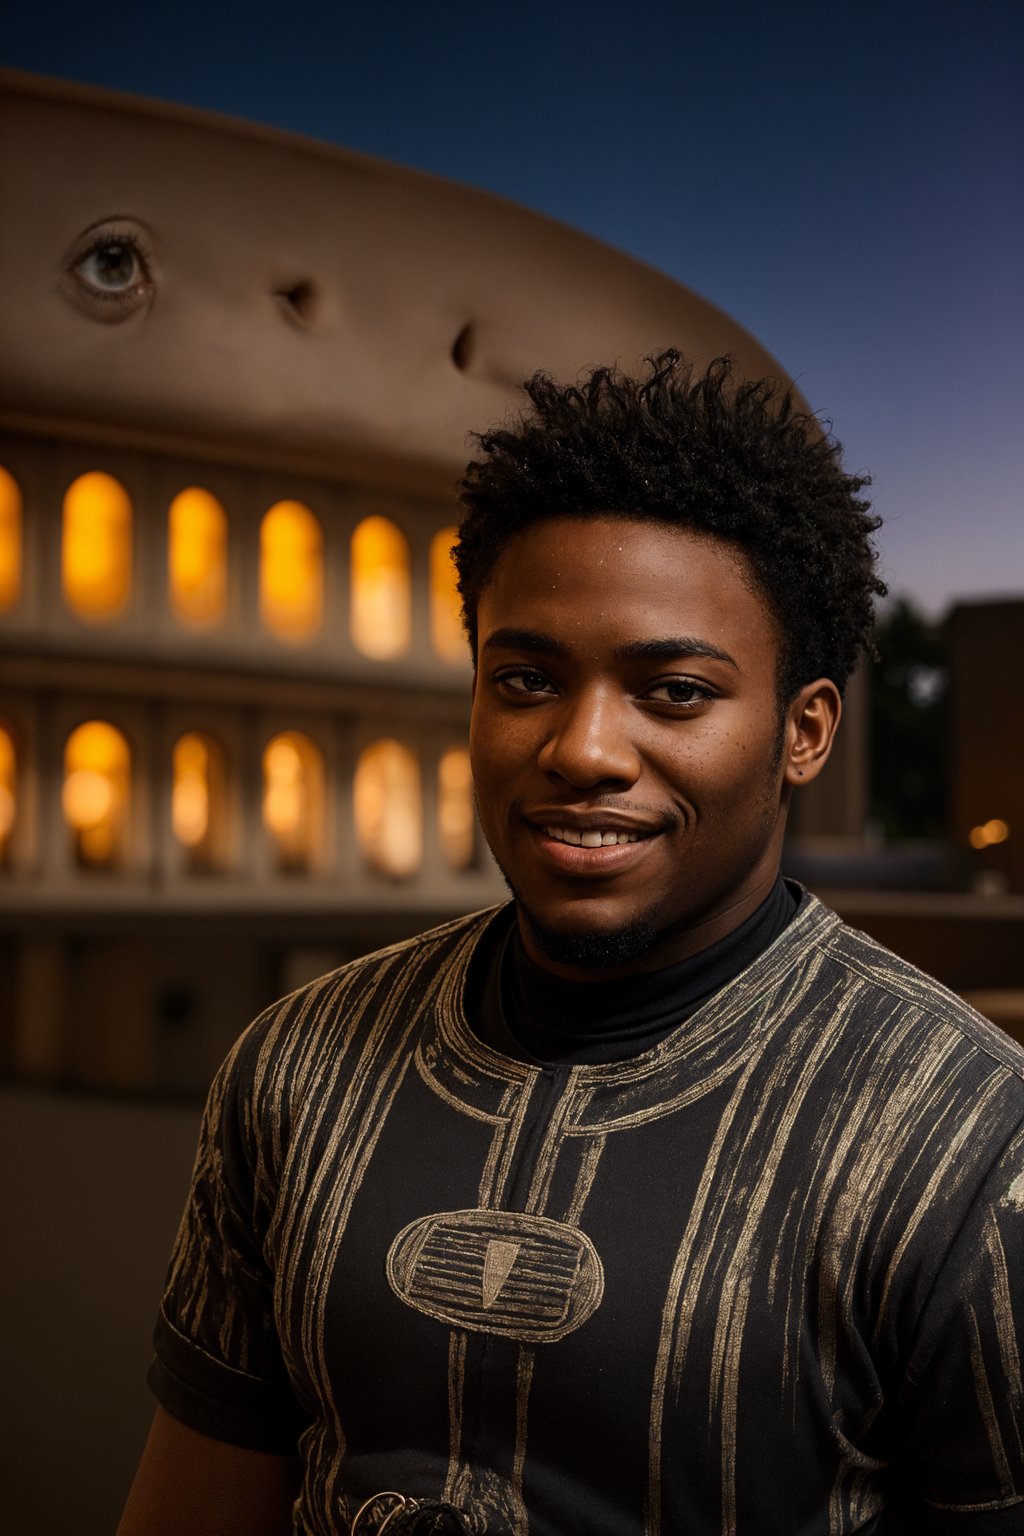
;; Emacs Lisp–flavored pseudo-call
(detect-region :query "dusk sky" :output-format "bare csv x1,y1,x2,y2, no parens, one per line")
6,1,1022,617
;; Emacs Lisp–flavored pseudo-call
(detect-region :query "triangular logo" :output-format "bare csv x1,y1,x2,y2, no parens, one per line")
481,1238,520,1309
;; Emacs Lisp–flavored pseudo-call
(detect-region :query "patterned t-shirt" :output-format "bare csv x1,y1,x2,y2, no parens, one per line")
150,892,1024,1534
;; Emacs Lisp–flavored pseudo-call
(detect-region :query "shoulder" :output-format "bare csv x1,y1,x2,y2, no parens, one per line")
216,904,507,1112
796,893,1024,1085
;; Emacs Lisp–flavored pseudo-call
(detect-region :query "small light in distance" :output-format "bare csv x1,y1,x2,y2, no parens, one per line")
969,819,1011,850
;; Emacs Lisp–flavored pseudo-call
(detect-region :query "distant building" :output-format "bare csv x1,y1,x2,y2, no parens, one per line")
0,70,856,1092
947,598,1023,895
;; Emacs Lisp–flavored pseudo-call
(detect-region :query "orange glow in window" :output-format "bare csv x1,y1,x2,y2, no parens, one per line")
260,501,323,642
173,731,230,867
63,720,130,867
169,488,228,628
354,738,422,877
0,466,22,612
439,746,475,869
351,516,411,659
62,472,132,621
0,726,15,863
430,526,464,662
262,731,325,871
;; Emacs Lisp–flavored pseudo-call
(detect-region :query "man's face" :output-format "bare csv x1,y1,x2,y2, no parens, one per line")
469,516,804,977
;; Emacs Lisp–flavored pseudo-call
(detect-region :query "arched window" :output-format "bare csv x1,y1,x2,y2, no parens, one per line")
430,526,464,662
62,721,130,868
350,516,411,659
260,500,323,641
62,472,132,621
354,739,422,877
0,466,22,613
172,731,228,870
262,731,325,872
0,725,16,867
438,745,475,869
169,488,228,628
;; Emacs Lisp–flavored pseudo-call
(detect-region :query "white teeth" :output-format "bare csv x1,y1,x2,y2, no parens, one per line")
544,826,639,846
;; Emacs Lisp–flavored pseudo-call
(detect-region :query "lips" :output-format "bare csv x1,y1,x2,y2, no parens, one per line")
522,810,662,879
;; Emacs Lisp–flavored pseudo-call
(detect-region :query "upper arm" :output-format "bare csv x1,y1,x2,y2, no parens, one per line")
900,1120,1024,1524
117,1407,302,1536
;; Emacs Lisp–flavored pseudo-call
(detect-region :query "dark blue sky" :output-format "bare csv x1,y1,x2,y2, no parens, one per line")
6,1,1022,614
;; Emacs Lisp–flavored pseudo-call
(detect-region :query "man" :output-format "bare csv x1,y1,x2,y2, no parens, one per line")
119,354,1024,1535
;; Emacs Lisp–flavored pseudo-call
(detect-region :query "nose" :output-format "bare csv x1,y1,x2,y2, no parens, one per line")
536,686,641,789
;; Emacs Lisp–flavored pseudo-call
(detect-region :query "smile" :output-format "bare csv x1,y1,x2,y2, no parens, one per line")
544,826,641,847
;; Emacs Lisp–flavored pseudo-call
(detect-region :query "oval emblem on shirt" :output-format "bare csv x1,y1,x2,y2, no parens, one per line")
385,1208,604,1342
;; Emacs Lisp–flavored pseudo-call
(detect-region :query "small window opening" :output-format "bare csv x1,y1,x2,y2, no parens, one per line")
430,526,464,662
260,501,323,642
262,731,325,873
0,725,16,868
350,516,411,659
172,731,228,871
169,488,228,628
62,472,132,622
354,739,422,877
0,466,22,613
439,746,475,870
63,720,131,868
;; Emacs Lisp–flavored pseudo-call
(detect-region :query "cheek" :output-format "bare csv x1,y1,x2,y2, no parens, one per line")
472,706,534,765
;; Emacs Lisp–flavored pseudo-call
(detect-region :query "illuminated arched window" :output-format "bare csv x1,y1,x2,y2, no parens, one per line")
430,526,464,662
260,501,323,642
354,739,422,877
0,726,16,867
439,746,475,869
62,472,132,621
169,488,228,628
172,732,228,870
350,516,411,659
0,467,22,613
63,721,130,868
262,731,325,872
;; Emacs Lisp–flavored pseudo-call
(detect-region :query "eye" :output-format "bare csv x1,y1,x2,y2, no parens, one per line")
497,668,555,696
79,241,143,293
643,679,711,707
62,221,155,322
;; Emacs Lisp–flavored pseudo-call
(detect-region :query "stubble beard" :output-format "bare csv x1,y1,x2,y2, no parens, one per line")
515,892,663,969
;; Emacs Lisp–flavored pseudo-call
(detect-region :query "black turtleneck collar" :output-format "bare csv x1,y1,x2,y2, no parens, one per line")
474,876,799,1067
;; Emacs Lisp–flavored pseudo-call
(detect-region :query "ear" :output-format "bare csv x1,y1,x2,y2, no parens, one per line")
783,679,842,787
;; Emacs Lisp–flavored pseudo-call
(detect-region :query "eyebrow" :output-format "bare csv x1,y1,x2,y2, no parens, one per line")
481,628,738,669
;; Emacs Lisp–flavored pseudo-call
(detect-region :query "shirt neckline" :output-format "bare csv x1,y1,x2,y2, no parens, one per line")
416,887,841,1129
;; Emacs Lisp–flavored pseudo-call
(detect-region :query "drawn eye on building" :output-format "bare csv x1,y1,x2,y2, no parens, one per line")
61,218,156,323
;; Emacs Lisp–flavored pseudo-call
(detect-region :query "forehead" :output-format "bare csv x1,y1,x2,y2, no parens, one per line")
479,516,778,662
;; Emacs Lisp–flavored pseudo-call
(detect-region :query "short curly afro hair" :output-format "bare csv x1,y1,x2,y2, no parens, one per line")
455,351,885,702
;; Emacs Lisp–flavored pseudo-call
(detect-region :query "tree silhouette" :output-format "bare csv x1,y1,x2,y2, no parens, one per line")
869,598,948,840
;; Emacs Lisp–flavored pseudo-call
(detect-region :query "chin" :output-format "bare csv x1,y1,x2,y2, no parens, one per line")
517,902,660,970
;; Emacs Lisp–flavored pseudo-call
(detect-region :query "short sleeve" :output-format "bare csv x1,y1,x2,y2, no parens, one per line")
900,1120,1024,1530
148,1024,310,1453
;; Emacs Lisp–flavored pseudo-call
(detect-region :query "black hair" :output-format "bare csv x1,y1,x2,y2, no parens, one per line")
455,351,885,701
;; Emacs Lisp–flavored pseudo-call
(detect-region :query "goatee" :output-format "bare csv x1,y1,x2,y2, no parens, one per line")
514,895,660,970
